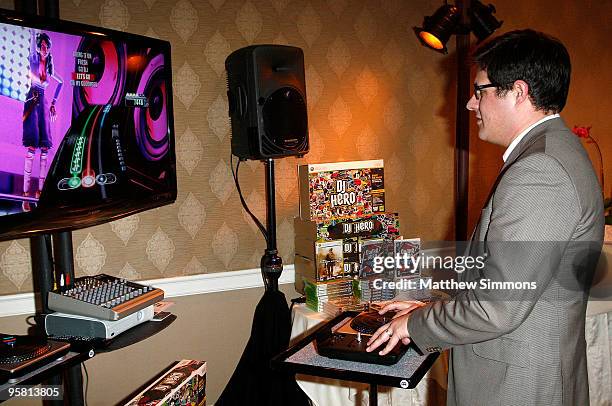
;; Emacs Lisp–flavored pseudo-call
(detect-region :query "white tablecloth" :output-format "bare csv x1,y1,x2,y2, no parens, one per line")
586,243,612,406
290,305,448,406
586,310,612,406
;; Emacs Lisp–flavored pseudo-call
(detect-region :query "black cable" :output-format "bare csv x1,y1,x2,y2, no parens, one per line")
82,362,89,406
230,153,268,243
25,315,36,326
230,153,273,290
45,234,56,288
289,296,306,314
262,267,269,291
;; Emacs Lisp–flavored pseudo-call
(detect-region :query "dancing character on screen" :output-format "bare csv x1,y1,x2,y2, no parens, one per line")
22,30,63,211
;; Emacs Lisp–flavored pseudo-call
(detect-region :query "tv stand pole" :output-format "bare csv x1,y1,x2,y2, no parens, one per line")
52,231,76,293
30,231,83,405
30,235,54,317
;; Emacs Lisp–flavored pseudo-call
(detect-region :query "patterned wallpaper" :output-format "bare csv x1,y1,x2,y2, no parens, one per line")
0,0,609,295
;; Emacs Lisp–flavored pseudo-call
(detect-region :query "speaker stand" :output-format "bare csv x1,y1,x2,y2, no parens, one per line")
261,159,282,292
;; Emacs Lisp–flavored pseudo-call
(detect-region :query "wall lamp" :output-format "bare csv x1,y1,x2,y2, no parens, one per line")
413,0,503,241
414,1,502,54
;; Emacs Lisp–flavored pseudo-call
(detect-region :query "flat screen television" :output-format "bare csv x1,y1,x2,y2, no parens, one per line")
0,9,177,242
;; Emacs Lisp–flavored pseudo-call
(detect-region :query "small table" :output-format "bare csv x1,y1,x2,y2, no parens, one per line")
275,306,448,406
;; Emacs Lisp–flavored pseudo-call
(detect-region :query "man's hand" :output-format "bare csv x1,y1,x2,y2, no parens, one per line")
365,301,426,355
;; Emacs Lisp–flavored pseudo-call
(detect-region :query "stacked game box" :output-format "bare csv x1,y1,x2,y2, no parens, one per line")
322,296,368,317
298,160,385,222
356,238,423,301
303,278,354,312
295,159,412,309
294,212,401,293
357,238,396,301
124,360,206,406
393,238,422,289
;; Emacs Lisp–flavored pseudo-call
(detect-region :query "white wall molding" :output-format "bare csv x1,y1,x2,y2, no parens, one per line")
0,246,455,318
145,264,295,298
0,265,295,318
0,293,39,318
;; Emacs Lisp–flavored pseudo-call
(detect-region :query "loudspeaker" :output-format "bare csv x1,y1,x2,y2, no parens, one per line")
225,45,309,160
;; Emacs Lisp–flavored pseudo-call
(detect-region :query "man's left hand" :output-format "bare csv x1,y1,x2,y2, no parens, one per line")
366,300,425,355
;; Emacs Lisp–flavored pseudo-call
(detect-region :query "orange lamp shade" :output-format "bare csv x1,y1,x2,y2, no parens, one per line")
419,32,444,50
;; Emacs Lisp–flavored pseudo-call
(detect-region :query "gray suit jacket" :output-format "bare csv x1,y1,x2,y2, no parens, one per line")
408,117,604,405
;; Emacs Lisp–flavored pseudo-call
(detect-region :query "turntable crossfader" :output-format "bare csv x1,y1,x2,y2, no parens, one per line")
0,334,70,381
316,310,413,366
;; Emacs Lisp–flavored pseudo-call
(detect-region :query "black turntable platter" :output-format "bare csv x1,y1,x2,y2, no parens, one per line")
1,335,52,364
0,334,70,381
350,310,396,335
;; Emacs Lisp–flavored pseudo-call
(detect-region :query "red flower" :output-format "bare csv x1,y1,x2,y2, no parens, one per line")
572,125,604,196
572,125,591,139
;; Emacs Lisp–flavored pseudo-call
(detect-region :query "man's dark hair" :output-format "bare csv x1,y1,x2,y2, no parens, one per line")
473,29,571,113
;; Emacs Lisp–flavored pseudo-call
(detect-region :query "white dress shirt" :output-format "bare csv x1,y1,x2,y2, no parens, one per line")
503,114,560,162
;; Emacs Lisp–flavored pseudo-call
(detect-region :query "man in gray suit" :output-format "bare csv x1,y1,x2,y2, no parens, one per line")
366,30,603,405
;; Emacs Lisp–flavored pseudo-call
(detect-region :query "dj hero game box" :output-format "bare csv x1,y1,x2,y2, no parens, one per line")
294,213,400,242
298,160,385,222
124,360,206,406
294,213,401,287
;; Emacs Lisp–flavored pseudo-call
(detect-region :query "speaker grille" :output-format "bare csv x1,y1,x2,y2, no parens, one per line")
261,86,308,156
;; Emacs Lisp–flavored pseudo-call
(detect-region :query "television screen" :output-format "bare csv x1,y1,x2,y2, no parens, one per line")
0,10,177,242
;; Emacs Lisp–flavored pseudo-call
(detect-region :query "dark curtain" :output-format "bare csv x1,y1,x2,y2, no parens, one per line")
216,290,310,406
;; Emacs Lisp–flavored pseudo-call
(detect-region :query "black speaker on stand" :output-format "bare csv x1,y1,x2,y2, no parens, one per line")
226,45,309,160
218,45,310,405
225,44,309,289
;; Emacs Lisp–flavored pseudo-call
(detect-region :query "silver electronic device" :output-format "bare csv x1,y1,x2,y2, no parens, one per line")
45,305,155,340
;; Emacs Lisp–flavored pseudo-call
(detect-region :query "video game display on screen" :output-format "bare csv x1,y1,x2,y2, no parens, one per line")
0,17,175,229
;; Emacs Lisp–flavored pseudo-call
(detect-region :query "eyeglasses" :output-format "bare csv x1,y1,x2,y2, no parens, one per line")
473,83,498,100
